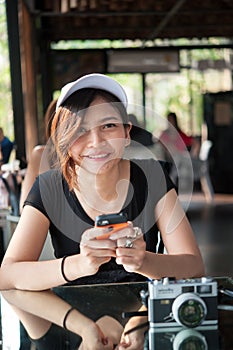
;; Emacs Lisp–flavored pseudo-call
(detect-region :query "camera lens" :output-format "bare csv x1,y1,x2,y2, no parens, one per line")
173,329,208,350
172,293,207,328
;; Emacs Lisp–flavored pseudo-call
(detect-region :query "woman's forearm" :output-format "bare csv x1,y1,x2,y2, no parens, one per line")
1,289,94,338
1,251,112,291
0,259,68,290
137,251,205,280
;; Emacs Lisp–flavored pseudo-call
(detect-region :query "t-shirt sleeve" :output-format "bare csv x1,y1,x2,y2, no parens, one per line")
24,173,50,218
24,170,74,230
158,160,176,193
24,170,91,248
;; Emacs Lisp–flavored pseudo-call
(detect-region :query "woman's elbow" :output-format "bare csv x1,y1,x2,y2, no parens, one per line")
191,254,205,278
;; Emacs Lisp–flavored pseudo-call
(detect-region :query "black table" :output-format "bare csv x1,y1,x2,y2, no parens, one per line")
1,277,233,349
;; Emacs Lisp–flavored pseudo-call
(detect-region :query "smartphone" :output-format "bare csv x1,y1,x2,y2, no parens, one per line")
95,212,128,240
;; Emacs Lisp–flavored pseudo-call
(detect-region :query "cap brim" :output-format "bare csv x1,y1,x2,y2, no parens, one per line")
56,73,128,110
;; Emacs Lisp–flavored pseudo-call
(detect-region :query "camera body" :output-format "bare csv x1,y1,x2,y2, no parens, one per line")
148,277,218,329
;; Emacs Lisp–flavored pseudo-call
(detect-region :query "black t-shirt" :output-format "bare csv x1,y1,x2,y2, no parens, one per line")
25,159,174,284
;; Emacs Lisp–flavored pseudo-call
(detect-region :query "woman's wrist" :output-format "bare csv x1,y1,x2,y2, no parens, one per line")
60,255,81,282
63,306,94,336
134,250,150,276
72,314,96,339
63,306,76,329
61,256,74,282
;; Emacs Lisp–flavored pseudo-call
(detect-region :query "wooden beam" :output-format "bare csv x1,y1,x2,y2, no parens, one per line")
18,0,38,158
5,0,26,165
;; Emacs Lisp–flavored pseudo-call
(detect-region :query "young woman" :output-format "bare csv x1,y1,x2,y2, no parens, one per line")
1,73,204,349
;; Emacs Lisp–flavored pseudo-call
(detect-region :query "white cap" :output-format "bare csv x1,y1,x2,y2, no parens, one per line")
56,73,128,110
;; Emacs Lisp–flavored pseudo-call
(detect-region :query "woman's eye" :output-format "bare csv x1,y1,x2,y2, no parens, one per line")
103,123,117,129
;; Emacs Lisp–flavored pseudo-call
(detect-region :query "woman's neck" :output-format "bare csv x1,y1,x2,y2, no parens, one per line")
74,159,130,218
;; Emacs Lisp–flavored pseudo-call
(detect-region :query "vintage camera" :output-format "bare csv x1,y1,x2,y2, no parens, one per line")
148,277,218,329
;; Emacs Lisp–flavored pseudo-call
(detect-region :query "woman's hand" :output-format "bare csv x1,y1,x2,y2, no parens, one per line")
109,224,146,273
116,316,148,350
116,332,145,350
79,227,117,275
79,321,114,350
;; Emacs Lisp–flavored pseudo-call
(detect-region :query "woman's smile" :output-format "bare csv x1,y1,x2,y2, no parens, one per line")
82,152,112,160
78,144,120,175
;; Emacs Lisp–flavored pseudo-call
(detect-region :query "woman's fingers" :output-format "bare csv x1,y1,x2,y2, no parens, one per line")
109,226,143,243
80,228,117,250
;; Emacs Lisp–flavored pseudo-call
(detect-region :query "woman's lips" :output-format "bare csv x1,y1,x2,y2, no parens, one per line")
82,152,112,160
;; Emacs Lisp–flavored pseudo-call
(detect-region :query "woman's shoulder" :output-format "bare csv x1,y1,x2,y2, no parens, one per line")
38,169,70,195
27,169,65,205
139,158,173,180
130,158,165,183
130,158,175,192
38,168,62,182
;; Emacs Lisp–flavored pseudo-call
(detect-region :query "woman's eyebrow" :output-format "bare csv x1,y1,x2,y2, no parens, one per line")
81,116,122,127
101,116,122,123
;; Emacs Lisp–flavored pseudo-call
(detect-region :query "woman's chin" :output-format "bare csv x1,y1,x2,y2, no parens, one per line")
80,157,120,175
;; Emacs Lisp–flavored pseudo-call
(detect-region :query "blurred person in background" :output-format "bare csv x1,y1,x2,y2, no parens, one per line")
159,112,200,187
159,112,200,159
19,99,57,213
0,127,14,165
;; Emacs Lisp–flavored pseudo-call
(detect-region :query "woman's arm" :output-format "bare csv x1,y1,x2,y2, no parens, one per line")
0,206,67,290
0,205,117,291
2,289,113,349
114,189,205,280
137,188,205,279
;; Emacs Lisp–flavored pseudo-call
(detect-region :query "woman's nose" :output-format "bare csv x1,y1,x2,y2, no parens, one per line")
88,127,105,146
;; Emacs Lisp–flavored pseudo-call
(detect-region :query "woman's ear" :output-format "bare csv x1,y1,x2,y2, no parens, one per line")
125,122,132,146
125,138,131,147
125,122,132,137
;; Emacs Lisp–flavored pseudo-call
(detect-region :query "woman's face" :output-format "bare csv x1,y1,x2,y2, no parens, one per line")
69,96,131,175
